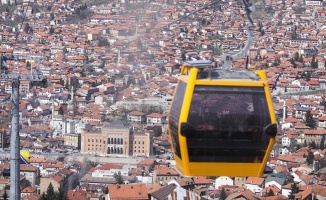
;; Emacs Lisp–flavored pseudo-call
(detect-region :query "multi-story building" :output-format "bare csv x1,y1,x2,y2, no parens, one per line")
131,130,154,157
153,166,179,184
64,132,81,149
146,113,166,126
20,164,40,187
0,129,6,148
127,111,146,123
80,128,107,155
304,129,326,145
102,120,132,156
19,79,30,94
40,169,76,195
81,120,154,157
62,119,87,149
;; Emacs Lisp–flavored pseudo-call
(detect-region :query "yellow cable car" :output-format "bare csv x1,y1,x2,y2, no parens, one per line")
168,60,277,177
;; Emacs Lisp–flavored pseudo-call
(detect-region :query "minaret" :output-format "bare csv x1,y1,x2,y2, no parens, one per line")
117,50,121,67
71,84,74,102
282,100,286,123
52,97,54,121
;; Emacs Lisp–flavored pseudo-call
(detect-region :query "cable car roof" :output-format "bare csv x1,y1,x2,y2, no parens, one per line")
182,60,261,81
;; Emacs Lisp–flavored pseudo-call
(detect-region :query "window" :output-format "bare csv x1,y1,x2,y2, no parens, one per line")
169,81,186,159
187,86,272,163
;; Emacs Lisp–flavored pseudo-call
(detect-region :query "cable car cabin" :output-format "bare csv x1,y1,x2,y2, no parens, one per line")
168,60,277,177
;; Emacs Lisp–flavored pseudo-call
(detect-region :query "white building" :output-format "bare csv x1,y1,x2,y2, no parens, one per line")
215,176,234,189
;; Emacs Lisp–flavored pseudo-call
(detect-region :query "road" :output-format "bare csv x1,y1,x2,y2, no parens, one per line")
0,152,170,165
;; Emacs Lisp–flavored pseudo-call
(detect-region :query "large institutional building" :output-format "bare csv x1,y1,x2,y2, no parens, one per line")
80,120,154,157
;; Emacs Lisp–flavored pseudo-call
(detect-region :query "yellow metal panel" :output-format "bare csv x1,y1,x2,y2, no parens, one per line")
187,162,264,177
179,68,198,175
172,68,277,177
195,79,265,87
257,70,277,176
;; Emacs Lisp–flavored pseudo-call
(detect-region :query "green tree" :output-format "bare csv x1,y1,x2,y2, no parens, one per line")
291,28,297,39
266,189,275,196
181,51,186,61
40,193,47,200
306,150,314,165
288,183,299,199
311,54,318,69
309,141,317,149
294,52,299,62
50,12,54,20
54,186,69,200
104,186,109,194
219,187,227,200
98,37,110,47
3,190,8,200
305,110,316,129
46,183,55,198
114,172,124,184
49,26,55,34
24,23,31,33
320,137,325,150
273,58,281,66
320,99,326,110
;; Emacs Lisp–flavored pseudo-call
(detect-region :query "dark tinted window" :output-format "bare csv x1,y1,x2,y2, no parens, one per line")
168,81,187,159
187,86,271,163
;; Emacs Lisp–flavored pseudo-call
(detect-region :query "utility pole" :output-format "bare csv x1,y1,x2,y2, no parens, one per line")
0,54,47,200
10,78,20,200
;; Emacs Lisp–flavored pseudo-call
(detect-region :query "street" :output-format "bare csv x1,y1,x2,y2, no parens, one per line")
0,152,173,165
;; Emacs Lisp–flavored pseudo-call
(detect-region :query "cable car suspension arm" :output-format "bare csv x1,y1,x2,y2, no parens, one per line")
221,0,255,70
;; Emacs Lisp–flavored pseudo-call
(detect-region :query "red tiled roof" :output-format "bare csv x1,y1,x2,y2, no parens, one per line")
108,184,148,200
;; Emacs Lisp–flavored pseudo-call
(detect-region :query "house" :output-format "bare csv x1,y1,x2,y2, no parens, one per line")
40,169,76,195
67,189,98,200
226,189,262,200
245,177,265,193
304,129,326,145
234,177,247,188
215,176,234,189
149,183,194,200
137,159,157,171
146,113,166,125
107,184,148,200
318,115,326,128
21,186,37,199
127,110,146,123
20,164,40,187
264,176,286,190
153,166,179,184
261,185,281,197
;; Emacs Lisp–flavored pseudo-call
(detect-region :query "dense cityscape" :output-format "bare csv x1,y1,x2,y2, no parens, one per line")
0,0,326,199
